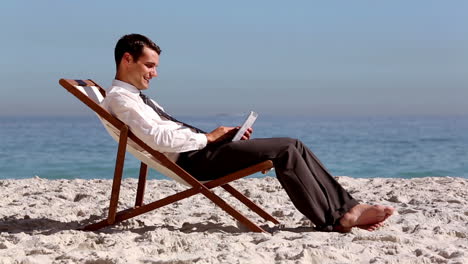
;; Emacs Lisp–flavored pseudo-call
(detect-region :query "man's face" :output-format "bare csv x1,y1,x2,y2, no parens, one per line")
126,46,159,90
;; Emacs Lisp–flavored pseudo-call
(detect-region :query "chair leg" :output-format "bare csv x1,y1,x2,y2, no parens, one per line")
83,159,273,232
135,162,148,207
83,186,202,231
85,185,266,232
221,184,280,224
107,126,128,224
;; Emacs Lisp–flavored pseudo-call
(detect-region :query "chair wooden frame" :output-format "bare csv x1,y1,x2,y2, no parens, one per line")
59,78,279,232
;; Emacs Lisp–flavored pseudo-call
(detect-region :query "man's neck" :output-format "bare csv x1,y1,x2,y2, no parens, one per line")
114,74,130,85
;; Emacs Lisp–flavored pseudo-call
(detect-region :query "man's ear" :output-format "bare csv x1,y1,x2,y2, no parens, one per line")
122,52,134,65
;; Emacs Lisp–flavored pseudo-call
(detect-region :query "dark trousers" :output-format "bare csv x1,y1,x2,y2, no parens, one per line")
176,137,358,231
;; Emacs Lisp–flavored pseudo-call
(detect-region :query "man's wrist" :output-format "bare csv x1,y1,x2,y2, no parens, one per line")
205,133,212,143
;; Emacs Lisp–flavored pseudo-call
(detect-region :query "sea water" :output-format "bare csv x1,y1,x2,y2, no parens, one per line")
1,115,467,180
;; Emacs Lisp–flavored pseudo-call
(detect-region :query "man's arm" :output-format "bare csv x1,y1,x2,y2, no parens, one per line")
206,127,253,143
104,93,208,153
103,92,253,152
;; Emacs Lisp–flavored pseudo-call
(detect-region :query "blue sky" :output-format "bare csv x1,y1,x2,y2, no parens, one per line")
1,1,467,116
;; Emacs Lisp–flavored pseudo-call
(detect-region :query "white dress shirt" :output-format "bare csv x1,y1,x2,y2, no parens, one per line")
101,79,208,162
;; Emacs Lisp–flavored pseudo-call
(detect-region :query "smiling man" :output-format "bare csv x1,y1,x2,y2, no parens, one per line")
101,33,394,232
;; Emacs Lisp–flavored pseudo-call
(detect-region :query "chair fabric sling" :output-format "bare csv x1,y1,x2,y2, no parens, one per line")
59,78,279,232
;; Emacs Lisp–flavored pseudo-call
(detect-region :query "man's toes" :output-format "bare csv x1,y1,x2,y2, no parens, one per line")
357,221,386,231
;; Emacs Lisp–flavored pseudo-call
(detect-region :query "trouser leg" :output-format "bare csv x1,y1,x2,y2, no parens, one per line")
176,137,358,231
273,139,358,231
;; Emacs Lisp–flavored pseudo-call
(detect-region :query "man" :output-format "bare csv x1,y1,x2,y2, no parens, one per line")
101,34,394,232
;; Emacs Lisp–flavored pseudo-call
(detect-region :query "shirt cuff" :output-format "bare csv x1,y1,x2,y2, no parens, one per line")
194,133,208,149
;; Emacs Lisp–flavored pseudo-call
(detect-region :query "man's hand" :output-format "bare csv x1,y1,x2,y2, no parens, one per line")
240,127,253,140
206,126,237,144
206,127,253,144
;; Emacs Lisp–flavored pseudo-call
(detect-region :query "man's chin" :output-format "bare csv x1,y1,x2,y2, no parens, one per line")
138,84,150,90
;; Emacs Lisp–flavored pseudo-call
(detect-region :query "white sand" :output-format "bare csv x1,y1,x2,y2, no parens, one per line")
0,176,467,264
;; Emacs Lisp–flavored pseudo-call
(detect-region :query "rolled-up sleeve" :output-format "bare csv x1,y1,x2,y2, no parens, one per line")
105,93,207,153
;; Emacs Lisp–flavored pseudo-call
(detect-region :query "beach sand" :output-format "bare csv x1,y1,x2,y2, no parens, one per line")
0,176,467,264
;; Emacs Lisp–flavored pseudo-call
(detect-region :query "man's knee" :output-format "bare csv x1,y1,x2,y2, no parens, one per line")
283,137,302,148
275,137,302,154
281,137,309,156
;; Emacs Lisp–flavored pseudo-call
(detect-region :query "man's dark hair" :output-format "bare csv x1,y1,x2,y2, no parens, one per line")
114,34,161,69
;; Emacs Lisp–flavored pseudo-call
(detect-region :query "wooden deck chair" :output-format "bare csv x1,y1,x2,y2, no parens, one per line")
59,79,279,232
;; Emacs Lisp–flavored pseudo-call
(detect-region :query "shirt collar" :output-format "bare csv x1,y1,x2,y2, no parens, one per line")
112,79,141,94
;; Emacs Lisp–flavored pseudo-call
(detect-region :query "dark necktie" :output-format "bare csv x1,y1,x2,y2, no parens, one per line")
140,92,206,134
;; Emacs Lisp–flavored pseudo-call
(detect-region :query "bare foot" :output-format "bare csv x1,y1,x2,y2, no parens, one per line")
334,221,384,233
339,204,394,231
357,221,386,231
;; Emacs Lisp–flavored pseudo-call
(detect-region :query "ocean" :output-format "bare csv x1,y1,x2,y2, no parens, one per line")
1,115,467,180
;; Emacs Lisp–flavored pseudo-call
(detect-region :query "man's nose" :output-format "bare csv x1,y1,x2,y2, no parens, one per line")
152,68,158,77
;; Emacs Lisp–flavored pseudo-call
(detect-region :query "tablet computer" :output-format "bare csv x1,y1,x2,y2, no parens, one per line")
232,111,258,141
